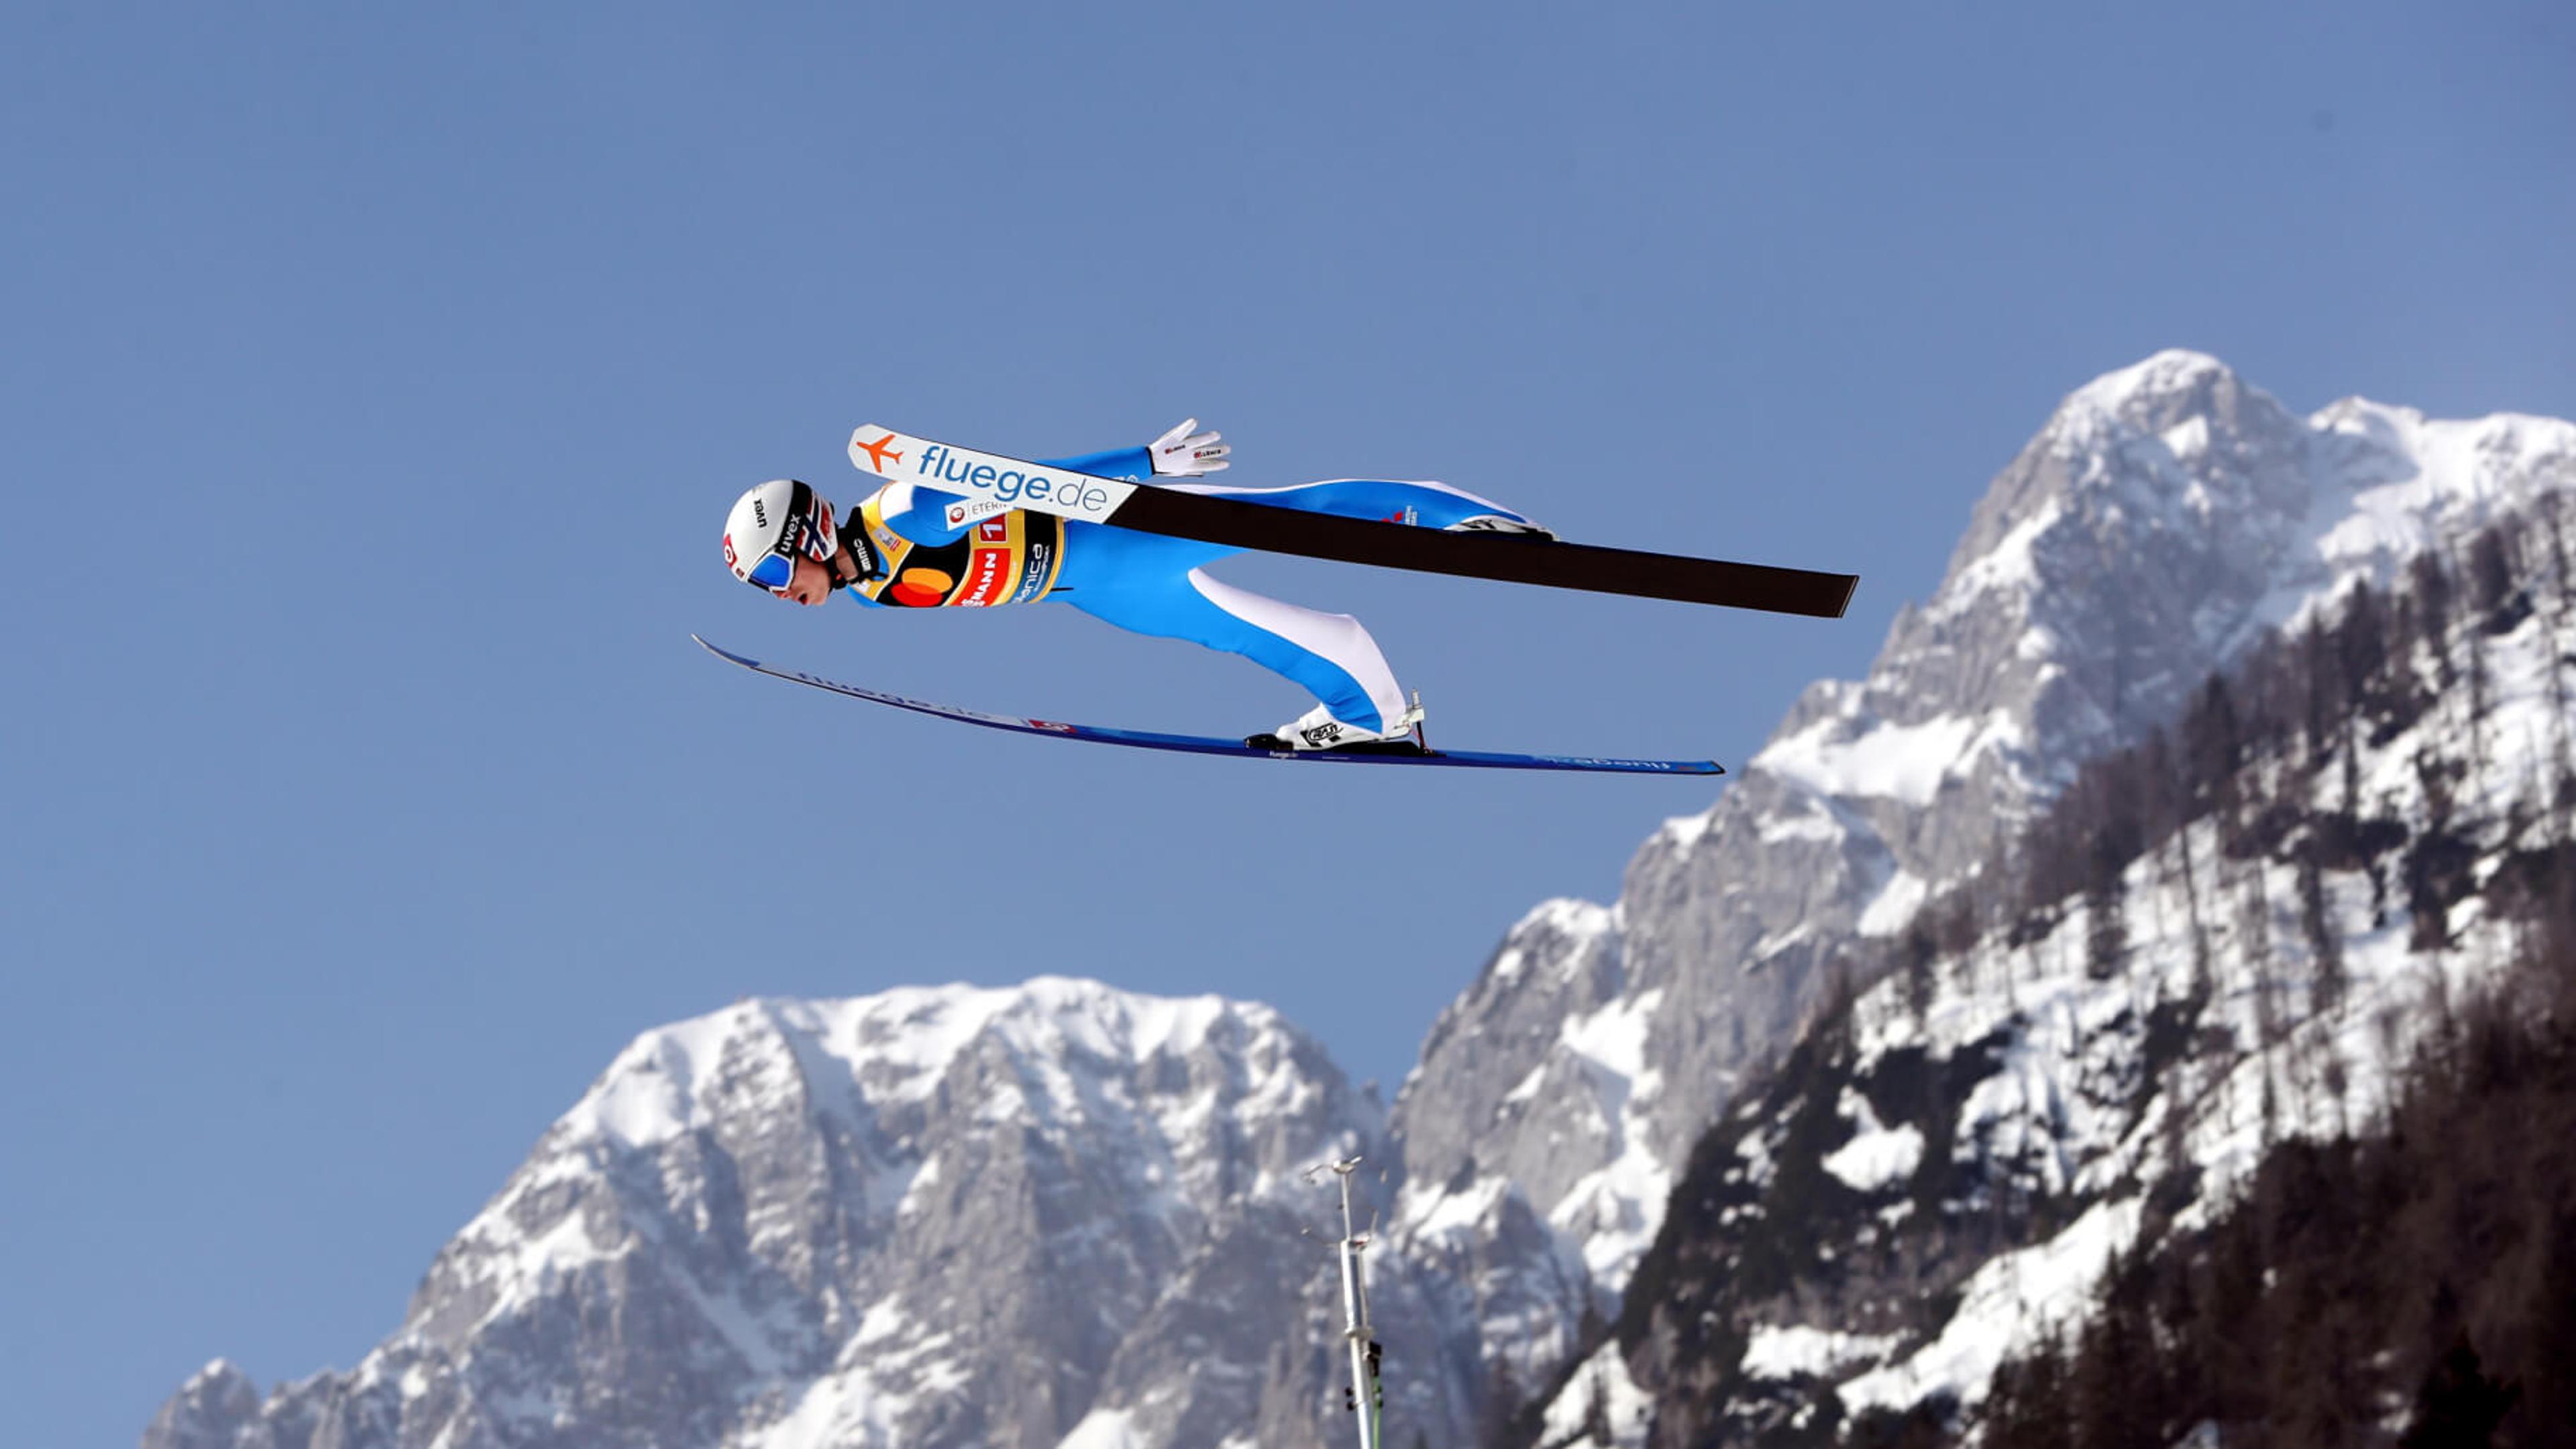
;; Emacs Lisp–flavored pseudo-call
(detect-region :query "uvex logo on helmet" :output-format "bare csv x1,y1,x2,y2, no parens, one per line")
722,479,833,589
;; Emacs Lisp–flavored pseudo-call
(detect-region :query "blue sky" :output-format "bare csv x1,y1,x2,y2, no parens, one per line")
4,3,2571,1444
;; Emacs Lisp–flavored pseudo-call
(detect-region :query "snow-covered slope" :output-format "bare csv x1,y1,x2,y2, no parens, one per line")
1383,351,2576,1409
1606,496,2575,1444
146,979,1379,1449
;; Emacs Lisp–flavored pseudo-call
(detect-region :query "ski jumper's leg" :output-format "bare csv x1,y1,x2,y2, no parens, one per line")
1159,476,1542,531
1046,476,1526,733
1057,525,1405,732
1069,572,1407,733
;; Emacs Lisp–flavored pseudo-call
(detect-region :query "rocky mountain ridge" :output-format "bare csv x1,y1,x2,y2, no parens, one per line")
148,979,1381,1449
1383,352,2576,1417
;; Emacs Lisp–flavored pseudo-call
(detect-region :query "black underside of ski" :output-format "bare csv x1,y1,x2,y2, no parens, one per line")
1108,488,1860,619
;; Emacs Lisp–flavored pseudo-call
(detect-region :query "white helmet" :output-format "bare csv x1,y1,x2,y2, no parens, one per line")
722,480,838,594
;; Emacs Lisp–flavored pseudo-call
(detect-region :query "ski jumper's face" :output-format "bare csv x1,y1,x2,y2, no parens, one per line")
775,553,837,606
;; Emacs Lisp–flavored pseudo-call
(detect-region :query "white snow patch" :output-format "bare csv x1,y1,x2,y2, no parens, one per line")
1662,808,1719,851
1735,1128,1778,1189
1057,1405,1150,1449
1741,1324,1903,1381
1839,1196,2143,1415
1820,1088,1924,1193
1930,498,2061,619
1754,712,1984,807
755,1363,918,1449
1490,898,1617,986
1560,989,1661,1087
1856,870,1929,938
1550,1142,1675,1289
2258,400,2576,639
1536,1338,1654,1448
1759,811,1844,845
1400,1171,1512,1241
1752,922,1815,962
1538,989,1674,1286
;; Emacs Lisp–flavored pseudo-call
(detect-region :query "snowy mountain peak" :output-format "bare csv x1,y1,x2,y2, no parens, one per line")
187,1359,247,1389
1784,352,2576,833
162,977,1381,1449
141,1360,261,1449
2062,347,2255,423
559,978,1265,1154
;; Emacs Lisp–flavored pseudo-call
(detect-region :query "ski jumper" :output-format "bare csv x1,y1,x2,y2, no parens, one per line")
837,445,1540,733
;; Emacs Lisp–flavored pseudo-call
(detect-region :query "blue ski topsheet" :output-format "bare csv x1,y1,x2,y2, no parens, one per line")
692,637,1724,777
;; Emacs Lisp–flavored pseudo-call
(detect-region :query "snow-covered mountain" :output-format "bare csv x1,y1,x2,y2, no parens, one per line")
145,980,1380,1449
1381,351,2576,1413
145,354,2576,1449
1594,494,2575,1444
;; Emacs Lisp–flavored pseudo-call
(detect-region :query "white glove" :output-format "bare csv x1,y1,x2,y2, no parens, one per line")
1148,418,1230,476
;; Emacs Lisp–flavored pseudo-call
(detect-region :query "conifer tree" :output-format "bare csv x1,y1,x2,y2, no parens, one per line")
2302,614,2339,770
2532,501,2576,820
1903,922,1937,1026
2298,849,2345,1012
1981,1334,2070,1449
1474,1356,1522,1449
2399,1332,2520,1448
2510,1205,2576,1445
2341,578,2389,711
2413,547,2457,684
2469,526,2519,623
2184,675,2241,810
2465,598,2493,778
2068,1254,2167,1449
2086,849,2129,983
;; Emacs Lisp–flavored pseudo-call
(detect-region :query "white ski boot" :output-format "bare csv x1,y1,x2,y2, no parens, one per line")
1246,698,1427,753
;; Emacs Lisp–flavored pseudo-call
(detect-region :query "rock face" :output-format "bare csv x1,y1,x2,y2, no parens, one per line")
146,354,2576,1449
1604,489,2576,1445
144,980,1382,1449
1381,350,2576,1403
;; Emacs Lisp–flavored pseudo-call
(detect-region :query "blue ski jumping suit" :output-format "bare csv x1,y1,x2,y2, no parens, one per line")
835,445,1538,733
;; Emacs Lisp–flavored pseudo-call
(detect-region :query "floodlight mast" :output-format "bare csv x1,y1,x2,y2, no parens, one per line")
1313,1156,1383,1449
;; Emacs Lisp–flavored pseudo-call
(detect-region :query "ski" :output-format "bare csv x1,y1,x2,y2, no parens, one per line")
847,426,1858,620
693,636,1725,776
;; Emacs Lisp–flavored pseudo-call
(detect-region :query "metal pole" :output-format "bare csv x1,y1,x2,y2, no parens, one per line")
1318,1157,1381,1449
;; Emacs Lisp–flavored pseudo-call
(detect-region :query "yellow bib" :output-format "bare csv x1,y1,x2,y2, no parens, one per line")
853,496,1065,609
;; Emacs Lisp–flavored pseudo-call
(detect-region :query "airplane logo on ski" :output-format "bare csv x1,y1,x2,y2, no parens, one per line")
850,431,905,473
